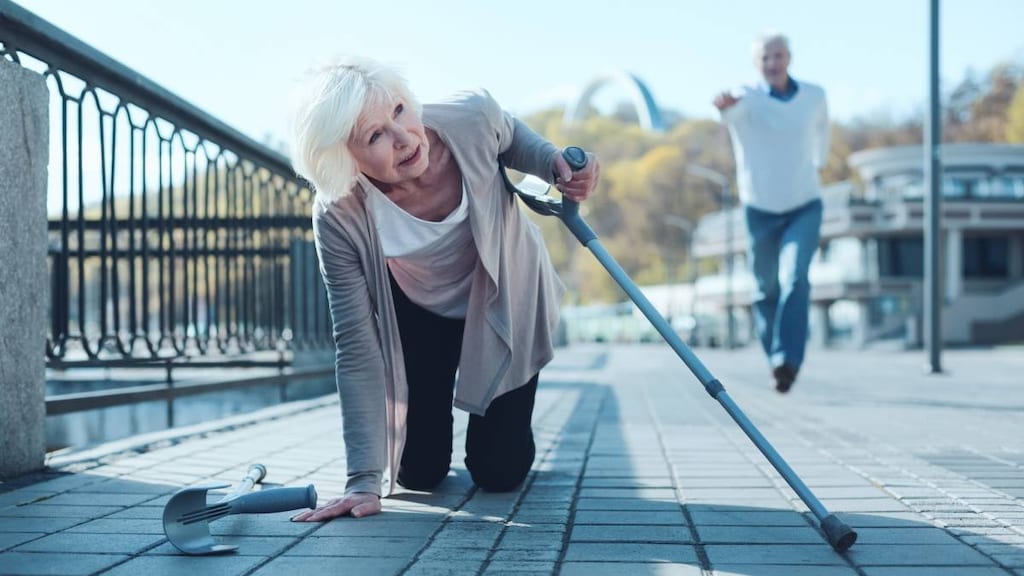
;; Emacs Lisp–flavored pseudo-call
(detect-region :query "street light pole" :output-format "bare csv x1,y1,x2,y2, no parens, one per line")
723,182,736,350
686,164,736,349
924,0,943,373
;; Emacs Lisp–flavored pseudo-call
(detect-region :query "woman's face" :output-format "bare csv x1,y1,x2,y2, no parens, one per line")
348,95,428,185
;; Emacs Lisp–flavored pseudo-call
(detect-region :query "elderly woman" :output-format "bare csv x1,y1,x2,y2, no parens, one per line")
287,57,599,521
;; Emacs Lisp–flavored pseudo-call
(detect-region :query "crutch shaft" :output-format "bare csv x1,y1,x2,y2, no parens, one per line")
582,234,856,551
554,147,856,552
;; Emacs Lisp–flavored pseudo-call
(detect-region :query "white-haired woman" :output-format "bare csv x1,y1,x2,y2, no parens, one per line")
288,57,599,521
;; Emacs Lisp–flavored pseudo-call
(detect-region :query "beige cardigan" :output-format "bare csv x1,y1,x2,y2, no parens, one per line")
311,90,565,496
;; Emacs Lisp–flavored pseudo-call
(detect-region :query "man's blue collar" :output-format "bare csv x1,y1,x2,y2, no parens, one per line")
763,76,799,102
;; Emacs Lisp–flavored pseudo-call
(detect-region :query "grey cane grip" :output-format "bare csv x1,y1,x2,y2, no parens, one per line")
559,147,598,244
230,484,318,515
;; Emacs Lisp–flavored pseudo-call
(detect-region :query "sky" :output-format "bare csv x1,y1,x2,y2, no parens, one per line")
10,0,1024,147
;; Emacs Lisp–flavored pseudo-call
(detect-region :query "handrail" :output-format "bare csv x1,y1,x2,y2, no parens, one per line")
46,366,335,416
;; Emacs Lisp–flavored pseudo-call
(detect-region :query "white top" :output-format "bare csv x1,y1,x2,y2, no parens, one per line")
720,79,830,213
366,183,478,318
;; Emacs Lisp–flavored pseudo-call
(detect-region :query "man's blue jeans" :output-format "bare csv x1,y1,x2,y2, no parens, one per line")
743,199,822,371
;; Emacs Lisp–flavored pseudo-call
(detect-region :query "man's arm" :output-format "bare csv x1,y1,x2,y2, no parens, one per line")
715,90,747,124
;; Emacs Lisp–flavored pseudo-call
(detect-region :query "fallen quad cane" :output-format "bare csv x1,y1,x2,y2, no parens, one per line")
162,463,317,555
504,147,857,552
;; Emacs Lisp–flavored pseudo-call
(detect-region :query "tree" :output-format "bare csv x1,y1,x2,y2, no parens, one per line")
1007,85,1024,143
517,59,1022,305
947,64,1021,142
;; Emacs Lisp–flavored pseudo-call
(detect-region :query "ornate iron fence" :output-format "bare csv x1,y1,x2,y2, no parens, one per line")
1,2,332,368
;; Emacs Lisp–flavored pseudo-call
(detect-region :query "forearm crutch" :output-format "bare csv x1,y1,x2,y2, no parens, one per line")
507,147,857,552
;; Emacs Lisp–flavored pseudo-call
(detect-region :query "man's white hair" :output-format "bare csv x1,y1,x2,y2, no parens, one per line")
752,31,791,60
288,55,421,203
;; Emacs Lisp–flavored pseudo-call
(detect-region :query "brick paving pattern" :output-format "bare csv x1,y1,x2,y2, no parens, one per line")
2,344,1022,575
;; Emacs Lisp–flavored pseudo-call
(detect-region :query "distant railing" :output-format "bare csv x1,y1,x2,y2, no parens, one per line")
0,2,332,366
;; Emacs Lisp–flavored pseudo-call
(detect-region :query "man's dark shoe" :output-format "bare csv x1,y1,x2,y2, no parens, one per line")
772,363,798,393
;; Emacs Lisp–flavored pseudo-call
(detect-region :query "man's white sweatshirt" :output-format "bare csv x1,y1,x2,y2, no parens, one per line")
720,80,830,214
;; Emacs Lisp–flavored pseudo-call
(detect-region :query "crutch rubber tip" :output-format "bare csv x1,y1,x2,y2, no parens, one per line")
821,514,857,552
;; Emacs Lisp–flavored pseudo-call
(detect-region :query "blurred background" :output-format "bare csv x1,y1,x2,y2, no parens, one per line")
3,0,1022,454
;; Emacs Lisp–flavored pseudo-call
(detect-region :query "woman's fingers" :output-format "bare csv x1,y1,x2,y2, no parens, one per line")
289,502,335,522
290,509,314,522
350,498,382,518
552,154,574,184
290,493,380,522
306,504,350,522
291,498,351,522
556,154,600,201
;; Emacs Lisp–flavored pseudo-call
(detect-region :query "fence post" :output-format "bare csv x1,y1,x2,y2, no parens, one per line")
0,59,50,478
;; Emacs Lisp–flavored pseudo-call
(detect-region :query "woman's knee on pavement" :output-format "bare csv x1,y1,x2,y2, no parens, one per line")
465,376,539,491
466,434,536,492
467,451,533,492
397,454,451,491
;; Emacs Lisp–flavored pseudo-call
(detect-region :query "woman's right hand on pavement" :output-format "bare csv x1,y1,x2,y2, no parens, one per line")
290,491,381,522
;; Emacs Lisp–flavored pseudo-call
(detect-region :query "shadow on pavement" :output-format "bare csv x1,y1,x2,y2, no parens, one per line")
539,379,1014,576
0,375,1017,575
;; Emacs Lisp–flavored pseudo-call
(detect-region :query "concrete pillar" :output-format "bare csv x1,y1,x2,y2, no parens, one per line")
0,60,50,479
1008,235,1023,280
905,315,922,349
945,228,962,302
850,301,872,348
809,301,832,348
862,238,879,283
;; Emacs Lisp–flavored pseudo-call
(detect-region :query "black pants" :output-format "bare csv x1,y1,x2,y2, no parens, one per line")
390,273,537,492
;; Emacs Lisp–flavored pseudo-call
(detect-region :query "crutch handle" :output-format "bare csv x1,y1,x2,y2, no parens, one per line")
562,146,588,170
558,146,587,218
557,147,598,244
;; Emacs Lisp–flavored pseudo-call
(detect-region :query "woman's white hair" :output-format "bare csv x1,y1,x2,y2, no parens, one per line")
288,56,421,203
752,31,790,60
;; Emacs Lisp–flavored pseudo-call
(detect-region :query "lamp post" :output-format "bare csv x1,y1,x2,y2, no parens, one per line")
686,164,736,349
924,0,943,373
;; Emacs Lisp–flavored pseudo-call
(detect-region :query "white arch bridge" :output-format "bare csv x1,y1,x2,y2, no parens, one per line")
562,71,666,132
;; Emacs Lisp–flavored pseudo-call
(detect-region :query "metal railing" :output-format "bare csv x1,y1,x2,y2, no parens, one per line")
1,2,333,371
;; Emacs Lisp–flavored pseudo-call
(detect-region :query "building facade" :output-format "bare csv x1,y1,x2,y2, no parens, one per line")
691,143,1024,347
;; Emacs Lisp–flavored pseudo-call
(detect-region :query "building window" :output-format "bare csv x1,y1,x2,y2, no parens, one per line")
942,177,974,198
878,237,923,278
963,236,1009,278
901,181,924,199
973,178,994,198
868,295,910,328
992,176,1024,199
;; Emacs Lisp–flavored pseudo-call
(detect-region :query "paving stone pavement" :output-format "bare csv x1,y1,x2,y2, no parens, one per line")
1,343,1023,575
